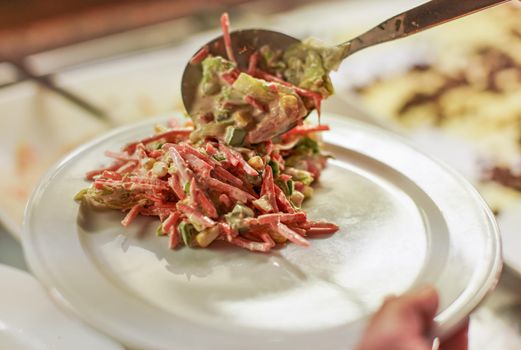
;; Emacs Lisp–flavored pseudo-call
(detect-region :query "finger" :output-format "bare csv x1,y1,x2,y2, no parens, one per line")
400,338,433,350
441,320,469,350
405,286,439,327
381,286,438,334
356,287,440,350
383,294,398,303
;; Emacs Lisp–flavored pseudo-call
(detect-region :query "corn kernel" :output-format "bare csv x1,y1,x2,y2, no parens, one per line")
152,161,168,177
290,191,305,208
195,227,220,248
141,157,155,170
247,156,264,171
302,186,314,198
232,110,252,128
269,230,287,244
280,95,298,108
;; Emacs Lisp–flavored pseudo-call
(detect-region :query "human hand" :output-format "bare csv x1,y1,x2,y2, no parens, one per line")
356,286,469,350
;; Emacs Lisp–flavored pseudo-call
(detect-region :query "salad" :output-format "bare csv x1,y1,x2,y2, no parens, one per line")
76,14,340,252
190,13,343,146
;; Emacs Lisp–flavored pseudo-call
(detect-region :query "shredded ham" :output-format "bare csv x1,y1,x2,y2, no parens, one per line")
220,13,236,64
190,45,210,65
121,204,142,227
81,119,338,252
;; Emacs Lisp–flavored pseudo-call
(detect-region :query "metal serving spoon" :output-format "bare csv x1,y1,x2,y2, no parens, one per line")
182,0,510,118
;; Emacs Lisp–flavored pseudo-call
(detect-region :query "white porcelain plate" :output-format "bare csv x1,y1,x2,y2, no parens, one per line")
22,113,501,350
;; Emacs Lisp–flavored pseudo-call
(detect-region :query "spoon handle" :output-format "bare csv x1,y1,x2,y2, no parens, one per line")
341,0,510,58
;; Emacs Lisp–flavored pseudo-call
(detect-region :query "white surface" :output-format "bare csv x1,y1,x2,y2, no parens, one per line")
0,82,108,240
22,113,501,350
0,264,123,350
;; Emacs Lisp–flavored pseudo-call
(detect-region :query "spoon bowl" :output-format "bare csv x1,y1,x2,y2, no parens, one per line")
181,29,300,115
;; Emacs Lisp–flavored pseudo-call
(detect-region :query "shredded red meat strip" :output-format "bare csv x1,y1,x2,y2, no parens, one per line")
80,120,338,252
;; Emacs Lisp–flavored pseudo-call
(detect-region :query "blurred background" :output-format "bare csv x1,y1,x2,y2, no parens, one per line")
0,0,521,349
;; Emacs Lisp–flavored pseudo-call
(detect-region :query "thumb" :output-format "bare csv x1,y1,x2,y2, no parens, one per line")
441,320,469,350
405,286,439,331
356,286,439,350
